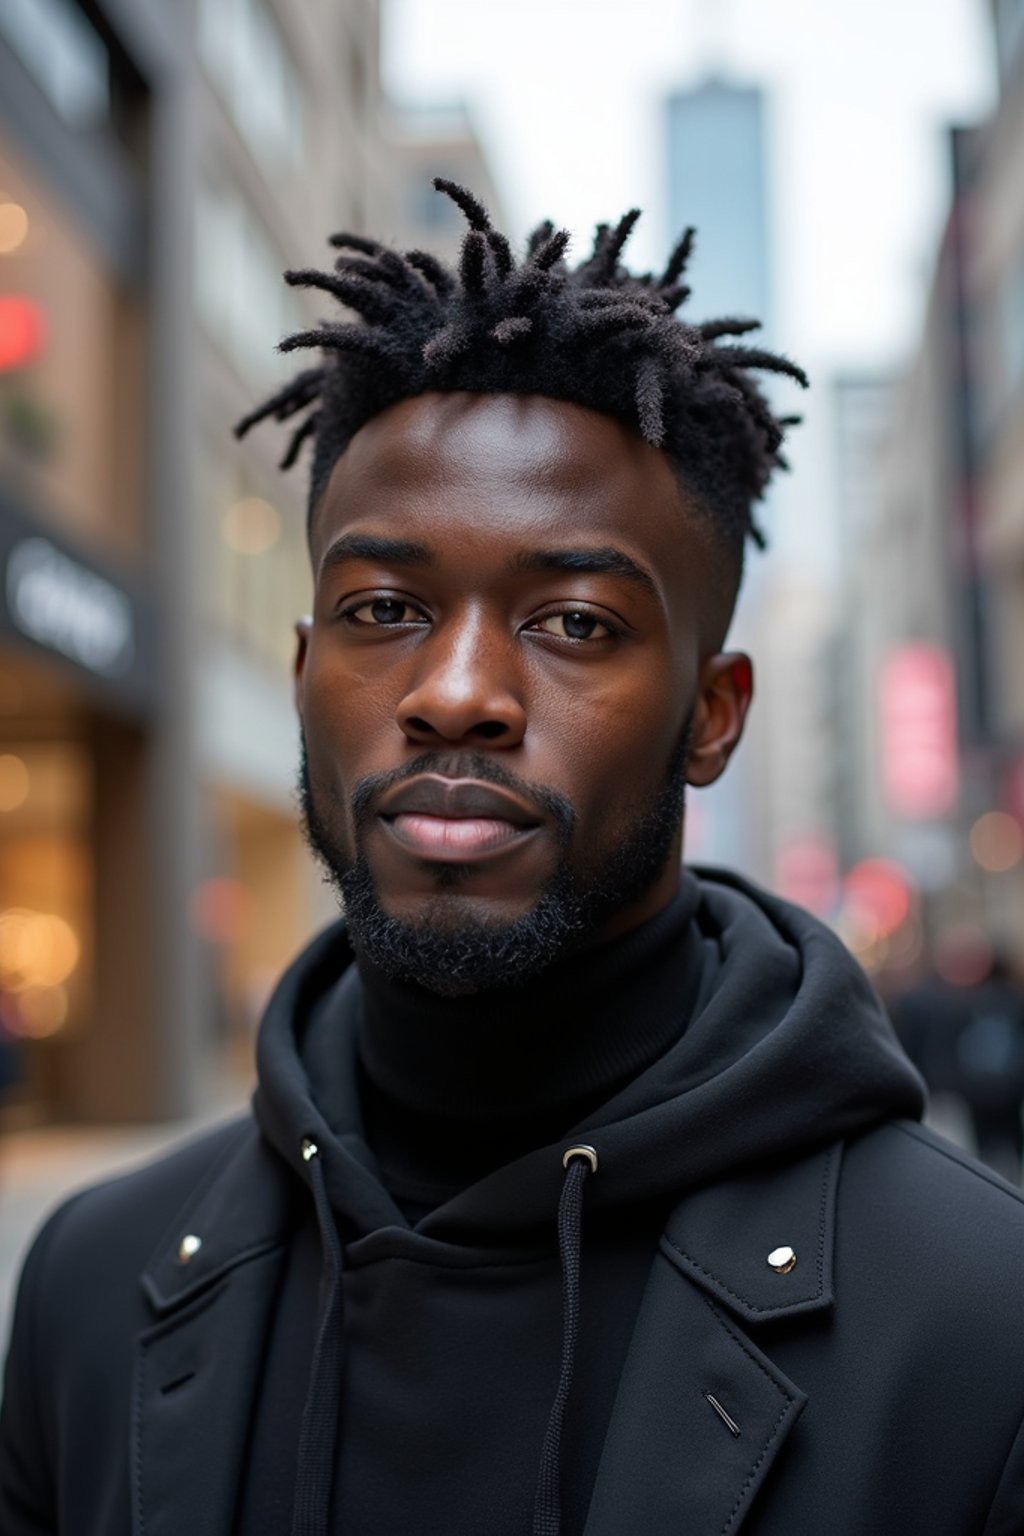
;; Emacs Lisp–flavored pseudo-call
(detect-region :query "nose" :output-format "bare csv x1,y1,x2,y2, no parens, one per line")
396,616,527,747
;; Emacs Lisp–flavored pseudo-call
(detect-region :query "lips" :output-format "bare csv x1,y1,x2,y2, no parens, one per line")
376,775,544,862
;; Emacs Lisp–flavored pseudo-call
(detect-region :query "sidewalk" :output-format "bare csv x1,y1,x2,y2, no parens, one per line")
0,1088,249,1356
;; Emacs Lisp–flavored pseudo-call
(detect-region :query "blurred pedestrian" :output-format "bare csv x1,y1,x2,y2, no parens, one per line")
953,950,1024,1179
892,934,1024,1183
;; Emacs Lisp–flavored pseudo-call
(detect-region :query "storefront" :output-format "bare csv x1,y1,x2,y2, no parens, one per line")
0,499,156,1125
0,101,158,1124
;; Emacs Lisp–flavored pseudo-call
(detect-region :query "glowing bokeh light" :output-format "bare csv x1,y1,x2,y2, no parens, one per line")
189,877,251,944
969,811,1024,873
0,202,29,255
0,753,30,811
0,909,80,991
8,984,69,1038
843,858,913,938
221,497,281,555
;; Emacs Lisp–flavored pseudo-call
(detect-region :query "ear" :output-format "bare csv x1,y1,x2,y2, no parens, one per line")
686,651,754,788
293,617,312,718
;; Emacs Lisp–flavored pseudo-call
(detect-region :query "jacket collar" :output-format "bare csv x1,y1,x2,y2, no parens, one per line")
659,1139,841,1323
583,1142,841,1535
131,1120,294,1536
140,1116,295,1315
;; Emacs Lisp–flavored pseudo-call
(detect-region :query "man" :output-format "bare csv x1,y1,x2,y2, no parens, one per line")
3,180,1024,1535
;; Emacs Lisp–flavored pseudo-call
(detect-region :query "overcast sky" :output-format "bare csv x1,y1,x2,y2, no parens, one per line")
382,0,996,377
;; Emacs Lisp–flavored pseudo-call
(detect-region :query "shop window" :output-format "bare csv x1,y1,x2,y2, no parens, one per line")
198,0,305,167
0,736,92,1125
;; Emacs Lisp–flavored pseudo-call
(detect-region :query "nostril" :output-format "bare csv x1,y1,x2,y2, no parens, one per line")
405,716,435,734
475,721,507,740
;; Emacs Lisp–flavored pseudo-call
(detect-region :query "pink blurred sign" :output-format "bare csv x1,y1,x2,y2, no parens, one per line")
880,643,958,819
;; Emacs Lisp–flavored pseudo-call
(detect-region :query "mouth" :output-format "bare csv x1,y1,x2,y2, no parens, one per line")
376,775,545,863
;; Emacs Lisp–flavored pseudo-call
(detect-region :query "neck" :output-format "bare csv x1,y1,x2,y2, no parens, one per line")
353,876,703,1203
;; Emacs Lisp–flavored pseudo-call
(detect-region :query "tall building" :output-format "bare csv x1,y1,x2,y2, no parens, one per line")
665,79,775,876
665,80,771,329
0,0,390,1125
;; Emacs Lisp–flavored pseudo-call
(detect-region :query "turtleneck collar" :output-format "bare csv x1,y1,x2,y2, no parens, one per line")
357,878,701,1119
350,877,705,1209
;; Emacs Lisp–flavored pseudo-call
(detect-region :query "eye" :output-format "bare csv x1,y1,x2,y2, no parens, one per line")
344,597,427,627
534,610,614,641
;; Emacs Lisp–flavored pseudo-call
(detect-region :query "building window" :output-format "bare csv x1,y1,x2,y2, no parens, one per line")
0,0,109,130
0,132,142,547
1001,261,1024,405
195,180,302,383
410,171,463,232
994,0,1024,84
198,0,305,167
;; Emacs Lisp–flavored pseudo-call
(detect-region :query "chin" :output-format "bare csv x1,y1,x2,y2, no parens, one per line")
381,886,537,931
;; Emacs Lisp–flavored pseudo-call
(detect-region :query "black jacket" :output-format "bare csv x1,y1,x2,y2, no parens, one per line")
4,872,1024,1534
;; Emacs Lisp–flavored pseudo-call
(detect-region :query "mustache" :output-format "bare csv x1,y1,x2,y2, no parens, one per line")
350,750,576,842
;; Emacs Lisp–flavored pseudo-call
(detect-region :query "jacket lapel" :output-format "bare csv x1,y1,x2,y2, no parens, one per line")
131,1125,294,1536
584,1142,842,1535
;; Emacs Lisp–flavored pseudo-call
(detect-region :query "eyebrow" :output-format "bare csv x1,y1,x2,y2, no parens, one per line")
319,533,659,601
319,533,432,575
510,546,659,598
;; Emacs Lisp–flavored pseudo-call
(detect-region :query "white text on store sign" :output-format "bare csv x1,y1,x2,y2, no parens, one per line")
5,537,134,676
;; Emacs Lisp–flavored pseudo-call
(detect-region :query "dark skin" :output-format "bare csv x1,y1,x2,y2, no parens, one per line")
295,392,752,947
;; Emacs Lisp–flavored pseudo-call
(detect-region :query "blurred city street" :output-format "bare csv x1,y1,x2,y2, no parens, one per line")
1,0,1024,1374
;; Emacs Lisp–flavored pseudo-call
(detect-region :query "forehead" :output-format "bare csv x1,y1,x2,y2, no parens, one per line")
313,392,706,561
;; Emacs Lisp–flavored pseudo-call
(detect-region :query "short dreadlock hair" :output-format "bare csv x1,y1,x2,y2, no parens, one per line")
236,179,806,583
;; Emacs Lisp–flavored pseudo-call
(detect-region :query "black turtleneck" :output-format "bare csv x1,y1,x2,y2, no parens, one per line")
354,877,705,1218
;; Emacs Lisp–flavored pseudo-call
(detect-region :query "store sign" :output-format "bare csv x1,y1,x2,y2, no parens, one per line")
879,643,958,820
5,536,134,676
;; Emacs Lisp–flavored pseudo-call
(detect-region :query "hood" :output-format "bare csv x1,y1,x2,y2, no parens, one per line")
253,868,924,1245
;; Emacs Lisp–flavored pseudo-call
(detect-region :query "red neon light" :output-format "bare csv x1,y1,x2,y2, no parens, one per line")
0,296,46,372
844,858,912,937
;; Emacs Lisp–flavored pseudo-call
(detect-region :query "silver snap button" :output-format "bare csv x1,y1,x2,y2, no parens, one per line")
301,1137,319,1162
177,1233,202,1264
767,1245,797,1274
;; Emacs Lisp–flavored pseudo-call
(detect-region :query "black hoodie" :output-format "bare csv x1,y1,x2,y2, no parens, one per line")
246,869,923,1535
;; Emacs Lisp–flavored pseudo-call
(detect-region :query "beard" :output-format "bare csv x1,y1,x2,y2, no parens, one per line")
298,727,691,994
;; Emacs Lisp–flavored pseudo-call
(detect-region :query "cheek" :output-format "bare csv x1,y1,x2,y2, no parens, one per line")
533,656,693,824
301,648,398,789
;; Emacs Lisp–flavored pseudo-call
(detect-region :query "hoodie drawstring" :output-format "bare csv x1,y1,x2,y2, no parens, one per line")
289,1138,595,1536
290,1138,346,1536
532,1145,598,1536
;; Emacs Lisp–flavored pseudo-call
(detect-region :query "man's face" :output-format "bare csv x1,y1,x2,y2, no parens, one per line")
295,392,751,989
